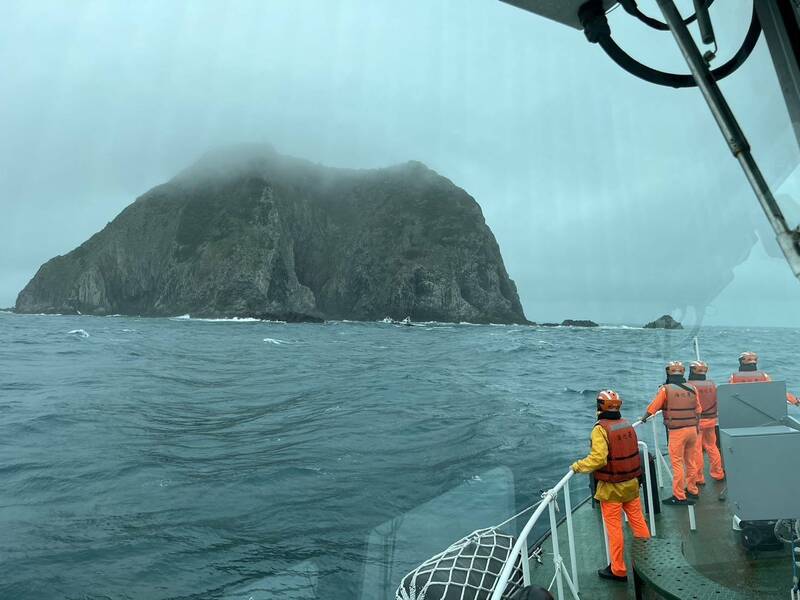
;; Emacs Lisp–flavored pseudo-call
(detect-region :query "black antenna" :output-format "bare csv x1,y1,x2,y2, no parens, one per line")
693,0,716,46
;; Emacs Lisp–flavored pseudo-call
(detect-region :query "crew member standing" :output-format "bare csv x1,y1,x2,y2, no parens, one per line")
730,351,799,405
571,390,650,582
642,361,701,505
729,351,771,383
687,361,725,483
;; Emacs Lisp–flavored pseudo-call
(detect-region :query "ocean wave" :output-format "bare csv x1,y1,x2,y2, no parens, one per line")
67,329,90,338
263,338,291,345
562,387,599,396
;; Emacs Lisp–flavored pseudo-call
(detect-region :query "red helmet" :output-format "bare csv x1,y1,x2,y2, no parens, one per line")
597,389,622,412
739,351,758,365
690,361,709,374
665,361,685,376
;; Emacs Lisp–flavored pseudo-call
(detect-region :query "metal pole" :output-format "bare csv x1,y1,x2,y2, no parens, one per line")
639,441,657,536
694,336,700,361
601,514,611,566
521,537,532,585
549,501,565,600
655,0,800,282
490,472,574,600
652,416,664,489
561,569,580,600
562,483,580,594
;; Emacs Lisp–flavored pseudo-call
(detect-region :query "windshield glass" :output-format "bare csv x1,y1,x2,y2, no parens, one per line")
1,1,798,599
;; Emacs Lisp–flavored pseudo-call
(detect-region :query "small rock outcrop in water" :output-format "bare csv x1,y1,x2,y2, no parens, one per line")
643,315,683,329
16,145,527,324
539,319,599,328
561,319,599,328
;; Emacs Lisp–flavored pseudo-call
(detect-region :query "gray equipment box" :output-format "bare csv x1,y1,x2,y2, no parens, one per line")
720,426,800,521
788,404,800,430
717,381,788,429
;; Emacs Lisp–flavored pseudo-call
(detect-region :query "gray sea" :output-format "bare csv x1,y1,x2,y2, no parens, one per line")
1,312,797,599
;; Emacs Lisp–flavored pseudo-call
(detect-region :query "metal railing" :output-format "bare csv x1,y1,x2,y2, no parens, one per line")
490,410,696,600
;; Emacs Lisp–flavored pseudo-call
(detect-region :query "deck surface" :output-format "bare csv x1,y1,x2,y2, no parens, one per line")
524,463,793,599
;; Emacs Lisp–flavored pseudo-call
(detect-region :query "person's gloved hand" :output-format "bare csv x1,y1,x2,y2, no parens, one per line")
640,413,650,423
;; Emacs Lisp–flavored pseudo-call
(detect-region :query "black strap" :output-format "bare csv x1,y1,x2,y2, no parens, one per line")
579,1,762,89
608,450,640,461
614,466,642,475
675,382,698,395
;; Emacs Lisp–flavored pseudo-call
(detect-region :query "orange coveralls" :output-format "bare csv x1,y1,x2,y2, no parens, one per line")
646,387,701,501
571,425,651,577
688,381,725,483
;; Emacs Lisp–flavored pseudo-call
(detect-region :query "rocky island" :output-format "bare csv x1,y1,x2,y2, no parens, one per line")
16,145,527,324
644,314,683,329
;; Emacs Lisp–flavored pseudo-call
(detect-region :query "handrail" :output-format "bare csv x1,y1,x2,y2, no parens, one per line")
490,411,670,600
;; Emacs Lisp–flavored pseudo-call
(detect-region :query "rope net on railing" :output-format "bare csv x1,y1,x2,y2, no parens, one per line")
395,527,525,600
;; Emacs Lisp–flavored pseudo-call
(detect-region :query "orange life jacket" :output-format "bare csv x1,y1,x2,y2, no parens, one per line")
663,384,699,430
689,379,718,420
730,370,770,383
594,418,642,483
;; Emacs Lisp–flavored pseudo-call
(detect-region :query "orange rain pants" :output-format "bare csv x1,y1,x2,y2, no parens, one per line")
600,498,651,577
694,421,724,483
668,427,699,500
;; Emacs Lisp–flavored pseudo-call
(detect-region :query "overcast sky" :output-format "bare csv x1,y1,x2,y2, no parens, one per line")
2,0,799,326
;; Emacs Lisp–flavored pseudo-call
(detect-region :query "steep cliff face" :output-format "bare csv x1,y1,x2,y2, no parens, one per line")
17,146,527,323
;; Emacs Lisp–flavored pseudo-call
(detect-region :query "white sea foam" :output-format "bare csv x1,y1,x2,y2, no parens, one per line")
263,337,290,345
68,329,90,338
170,315,273,323
194,317,262,323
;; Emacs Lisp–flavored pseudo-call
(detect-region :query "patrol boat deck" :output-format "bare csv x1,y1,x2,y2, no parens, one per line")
526,464,791,599
488,402,799,600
